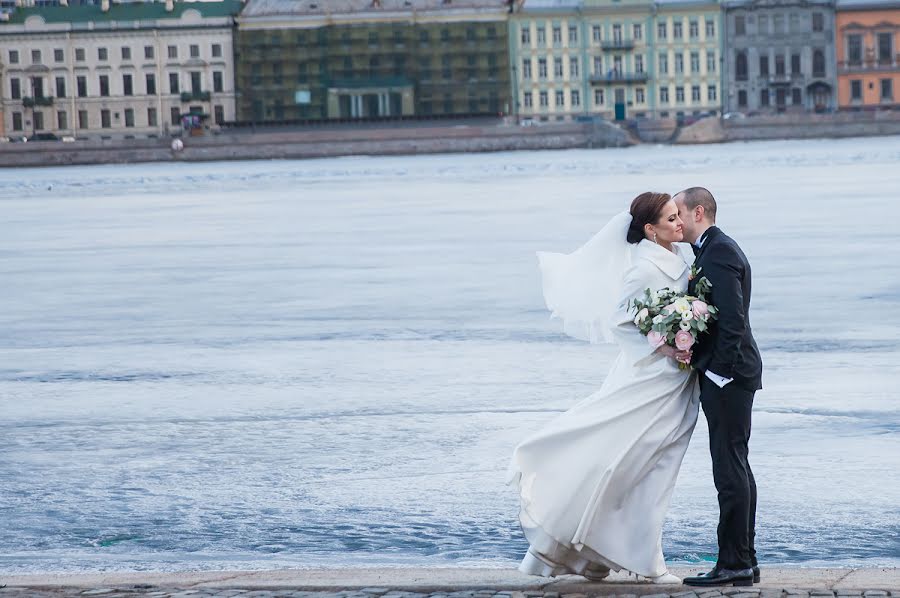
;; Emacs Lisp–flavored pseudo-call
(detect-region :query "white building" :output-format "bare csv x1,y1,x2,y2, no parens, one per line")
0,0,240,139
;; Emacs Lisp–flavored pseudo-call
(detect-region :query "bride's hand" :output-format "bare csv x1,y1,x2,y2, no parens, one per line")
657,345,692,364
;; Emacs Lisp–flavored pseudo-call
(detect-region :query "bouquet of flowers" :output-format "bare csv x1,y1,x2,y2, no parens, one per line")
630,273,718,370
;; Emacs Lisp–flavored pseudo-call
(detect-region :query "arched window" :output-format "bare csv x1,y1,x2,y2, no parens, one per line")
736,51,748,81
812,49,825,77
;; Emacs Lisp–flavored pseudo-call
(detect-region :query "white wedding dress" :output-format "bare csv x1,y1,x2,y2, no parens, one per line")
509,217,700,580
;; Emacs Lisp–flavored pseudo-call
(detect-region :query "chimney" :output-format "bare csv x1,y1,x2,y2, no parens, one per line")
101,0,109,11
165,0,174,11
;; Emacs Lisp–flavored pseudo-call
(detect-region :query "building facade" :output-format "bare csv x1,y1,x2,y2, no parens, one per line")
654,0,723,118
0,0,240,140
510,0,721,122
234,0,512,123
835,0,899,109
512,0,655,121
723,0,838,113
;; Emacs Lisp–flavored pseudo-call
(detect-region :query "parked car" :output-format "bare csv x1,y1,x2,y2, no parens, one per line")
519,117,539,127
26,132,60,141
723,111,747,120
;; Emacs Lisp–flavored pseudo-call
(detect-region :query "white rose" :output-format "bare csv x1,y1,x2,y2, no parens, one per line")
673,297,691,314
632,308,650,326
681,310,694,321
679,319,692,331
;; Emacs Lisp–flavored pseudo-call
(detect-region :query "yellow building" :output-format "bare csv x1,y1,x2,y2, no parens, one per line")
510,0,722,121
654,0,723,118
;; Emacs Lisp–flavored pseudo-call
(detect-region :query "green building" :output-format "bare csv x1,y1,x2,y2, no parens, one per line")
234,0,513,123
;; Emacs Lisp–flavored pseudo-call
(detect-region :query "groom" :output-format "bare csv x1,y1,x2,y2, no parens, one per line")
674,188,763,587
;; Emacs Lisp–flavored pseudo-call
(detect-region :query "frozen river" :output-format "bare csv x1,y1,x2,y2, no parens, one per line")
1,137,898,573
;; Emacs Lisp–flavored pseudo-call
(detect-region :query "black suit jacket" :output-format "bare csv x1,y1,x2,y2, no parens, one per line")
688,226,763,390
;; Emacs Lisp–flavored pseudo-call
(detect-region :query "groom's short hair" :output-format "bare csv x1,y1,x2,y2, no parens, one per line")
679,187,717,222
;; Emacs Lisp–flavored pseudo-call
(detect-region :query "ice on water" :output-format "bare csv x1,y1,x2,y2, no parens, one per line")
0,137,899,573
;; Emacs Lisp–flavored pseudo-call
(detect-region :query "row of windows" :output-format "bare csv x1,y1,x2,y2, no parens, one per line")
519,19,716,46
522,84,719,108
733,12,826,36
521,51,717,79
249,25,501,47
848,78,894,101
735,88,808,107
734,50,827,79
6,43,224,66
7,72,225,99
845,33,894,65
9,105,227,132
247,59,500,85
658,84,718,104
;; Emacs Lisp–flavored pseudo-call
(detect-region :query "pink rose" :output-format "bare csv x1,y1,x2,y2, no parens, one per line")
675,330,695,351
692,300,709,319
647,330,666,349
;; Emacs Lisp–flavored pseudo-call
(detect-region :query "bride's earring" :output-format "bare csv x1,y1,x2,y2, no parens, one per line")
653,232,658,244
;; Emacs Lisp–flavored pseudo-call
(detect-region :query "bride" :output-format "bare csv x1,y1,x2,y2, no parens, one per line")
509,192,699,585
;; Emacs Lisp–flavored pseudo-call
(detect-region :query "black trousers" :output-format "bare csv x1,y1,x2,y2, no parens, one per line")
699,375,758,570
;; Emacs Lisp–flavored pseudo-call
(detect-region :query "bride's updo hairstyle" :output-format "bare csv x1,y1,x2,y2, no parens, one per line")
626,192,672,244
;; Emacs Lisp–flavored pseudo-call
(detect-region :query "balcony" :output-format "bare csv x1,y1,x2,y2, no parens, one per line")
838,59,898,74
181,91,211,102
590,72,649,85
22,96,54,107
601,40,635,51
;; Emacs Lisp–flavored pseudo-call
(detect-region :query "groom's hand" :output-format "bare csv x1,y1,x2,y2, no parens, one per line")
658,345,692,363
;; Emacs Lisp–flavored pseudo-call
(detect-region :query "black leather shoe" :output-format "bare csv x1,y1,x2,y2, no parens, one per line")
683,567,754,587
753,566,760,583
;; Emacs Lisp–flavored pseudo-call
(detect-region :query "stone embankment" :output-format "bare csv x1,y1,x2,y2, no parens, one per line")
0,119,635,168
2,110,899,167
672,110,900,144
0,567,897,598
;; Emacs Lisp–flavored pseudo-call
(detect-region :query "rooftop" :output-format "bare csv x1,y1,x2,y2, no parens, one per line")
239,0,513,18
2,0,242,25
